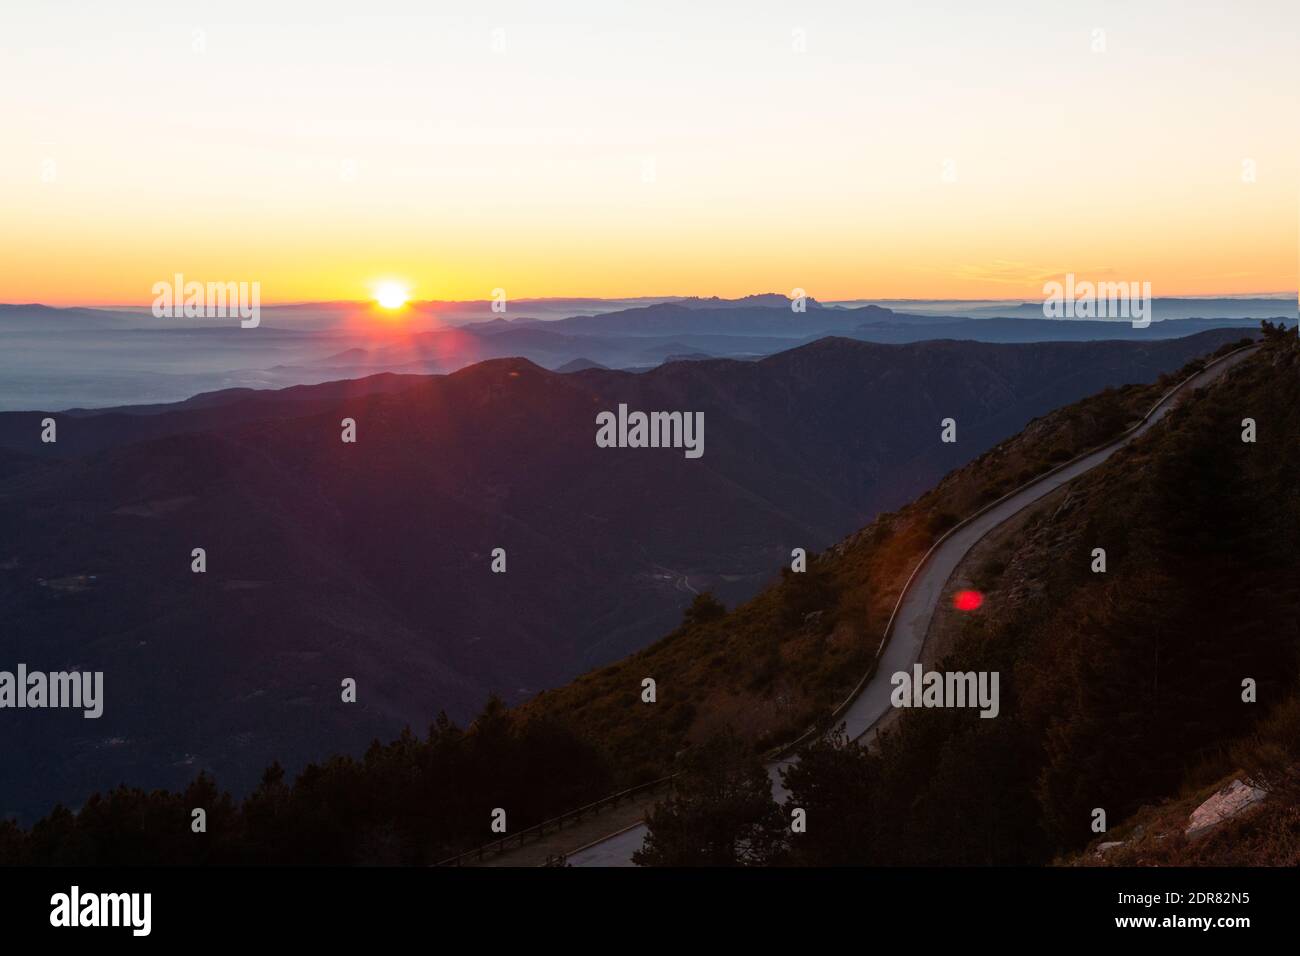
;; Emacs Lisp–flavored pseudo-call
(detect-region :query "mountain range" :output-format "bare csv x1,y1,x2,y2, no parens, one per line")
3,296,1291,413
0,328,1260,819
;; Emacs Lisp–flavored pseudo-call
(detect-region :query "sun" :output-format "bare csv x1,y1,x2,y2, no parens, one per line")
374,282,410,310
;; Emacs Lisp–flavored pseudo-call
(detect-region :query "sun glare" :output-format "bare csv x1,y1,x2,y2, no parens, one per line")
375,282,410,310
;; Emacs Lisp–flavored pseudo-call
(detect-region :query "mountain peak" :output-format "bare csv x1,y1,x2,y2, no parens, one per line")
676,293,823,310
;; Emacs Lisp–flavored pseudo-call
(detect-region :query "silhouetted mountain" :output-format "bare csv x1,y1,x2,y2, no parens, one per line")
674,293,824,310
541,302,887,336
957,297,1296,322
296,325,812,379
0,330,1251,819
852,315,1269,344
0,374,428,459
554,358,608,372
3,299,1275,414
0,304,150,330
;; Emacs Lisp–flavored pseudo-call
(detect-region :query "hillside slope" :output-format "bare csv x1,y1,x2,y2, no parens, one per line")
769,327,1297,865
520,333,1267,786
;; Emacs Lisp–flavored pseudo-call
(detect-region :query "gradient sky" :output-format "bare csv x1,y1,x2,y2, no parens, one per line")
1,0,1296,305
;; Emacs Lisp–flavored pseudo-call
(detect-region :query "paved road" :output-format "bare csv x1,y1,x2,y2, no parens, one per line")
568,346,1257,866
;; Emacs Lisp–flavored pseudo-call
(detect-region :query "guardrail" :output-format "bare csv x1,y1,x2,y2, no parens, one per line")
434,774,675,866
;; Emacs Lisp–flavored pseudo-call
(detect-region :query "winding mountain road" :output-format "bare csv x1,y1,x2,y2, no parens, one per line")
565,345,1257,867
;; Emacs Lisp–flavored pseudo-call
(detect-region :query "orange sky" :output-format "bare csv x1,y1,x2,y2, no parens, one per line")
1,2,1295,306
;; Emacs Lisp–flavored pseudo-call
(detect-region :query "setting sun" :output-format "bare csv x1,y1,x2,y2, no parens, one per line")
375,282,410,310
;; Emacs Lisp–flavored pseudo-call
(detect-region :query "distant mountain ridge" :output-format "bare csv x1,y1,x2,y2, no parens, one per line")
3,296,1284,413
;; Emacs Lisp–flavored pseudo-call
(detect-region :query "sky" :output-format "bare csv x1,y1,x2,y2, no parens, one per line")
1,0,1296,306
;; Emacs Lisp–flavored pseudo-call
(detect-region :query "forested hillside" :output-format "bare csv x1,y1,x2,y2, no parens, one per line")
636,326,1298,866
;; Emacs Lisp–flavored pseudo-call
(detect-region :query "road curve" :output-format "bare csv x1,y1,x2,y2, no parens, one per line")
568,345,1258,867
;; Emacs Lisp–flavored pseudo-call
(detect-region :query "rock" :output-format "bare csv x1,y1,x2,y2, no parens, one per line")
1095,841,1125,855
1186,779,1267,839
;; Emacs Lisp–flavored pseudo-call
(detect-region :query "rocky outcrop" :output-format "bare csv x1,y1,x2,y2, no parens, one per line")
1186,779,1267,839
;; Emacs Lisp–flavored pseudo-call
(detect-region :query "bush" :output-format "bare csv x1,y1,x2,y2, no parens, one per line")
682,592,726,627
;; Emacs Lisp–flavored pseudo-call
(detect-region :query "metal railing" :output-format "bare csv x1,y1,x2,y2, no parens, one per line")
434,774,675,866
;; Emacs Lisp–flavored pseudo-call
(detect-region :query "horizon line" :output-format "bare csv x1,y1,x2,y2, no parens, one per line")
6,290,1298,311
